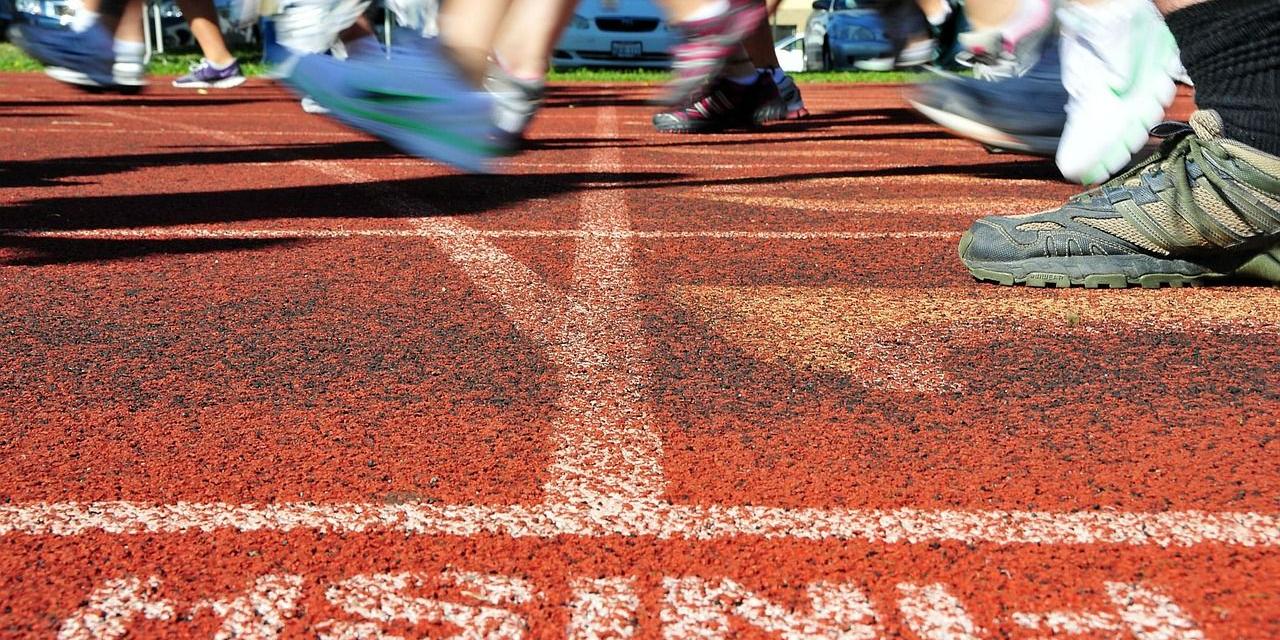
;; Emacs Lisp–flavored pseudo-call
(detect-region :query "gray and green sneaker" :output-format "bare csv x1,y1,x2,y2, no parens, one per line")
959,110,1280,288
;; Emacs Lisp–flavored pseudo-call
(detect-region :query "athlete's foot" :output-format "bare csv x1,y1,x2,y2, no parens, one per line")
485,64,546,151
14,21,115,88
284,33,499,172
1055,0,1180,184
773,70,809,120
662,0,767,106
908,38,1067,157
959,110,1280,288
652,73,784,133
173,59,247,89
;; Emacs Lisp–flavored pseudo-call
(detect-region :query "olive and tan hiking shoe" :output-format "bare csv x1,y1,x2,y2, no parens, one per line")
959,110,1280,288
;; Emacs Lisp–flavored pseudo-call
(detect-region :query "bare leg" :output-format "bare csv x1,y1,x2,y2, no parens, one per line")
492,0,577,79
438,0,513,86
114,0,144,44
658,0,726,23
1153,0,1203,12
963,0,1020,30
175,0,235,65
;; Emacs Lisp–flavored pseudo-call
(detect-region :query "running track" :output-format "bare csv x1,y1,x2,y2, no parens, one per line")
1,75,1277,639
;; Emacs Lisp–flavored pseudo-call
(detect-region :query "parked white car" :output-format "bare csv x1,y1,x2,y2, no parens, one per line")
553,0,679,69
774,34,806,73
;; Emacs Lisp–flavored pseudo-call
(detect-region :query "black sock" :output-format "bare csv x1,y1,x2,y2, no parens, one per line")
1165,0,1280,156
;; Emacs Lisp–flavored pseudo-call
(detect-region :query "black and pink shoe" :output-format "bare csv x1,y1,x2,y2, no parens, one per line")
661,0,767,106
652,73,784,133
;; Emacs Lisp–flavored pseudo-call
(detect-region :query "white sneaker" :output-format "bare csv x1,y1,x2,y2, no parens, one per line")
854,38,935,71
300,95,331,114
1055,0,1181,184
45,59,148,91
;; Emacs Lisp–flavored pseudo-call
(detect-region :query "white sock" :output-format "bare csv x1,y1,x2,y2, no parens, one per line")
683,0,729,23
69,9,100,33
208,57,238,70
113,39,145,63
343,35,383,59
925,1,951,27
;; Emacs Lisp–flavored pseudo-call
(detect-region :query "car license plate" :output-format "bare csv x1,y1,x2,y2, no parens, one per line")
611,41,642,58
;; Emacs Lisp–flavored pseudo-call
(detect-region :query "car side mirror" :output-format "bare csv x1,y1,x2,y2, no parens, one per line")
811,0,832,9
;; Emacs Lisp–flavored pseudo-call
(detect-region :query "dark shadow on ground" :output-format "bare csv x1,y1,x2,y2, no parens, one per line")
0,141,405,188
0,237,298,266
596,158,1062,191
0,96,291,109
0,111,75,118
0,170,681,232
527,128,952,152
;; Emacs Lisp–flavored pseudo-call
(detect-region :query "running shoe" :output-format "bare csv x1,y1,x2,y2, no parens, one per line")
1055,0,1180,184
661,0,767,106
959,110,1280,288
485,64,546,150
775,72,809,120
284,34,499,173
173,59,247,89
44,59,148,93
300,95,331,114
854,38,936,71
13,20,115,88
953,0,1054,81
908,38,1067,157
653,73,784,133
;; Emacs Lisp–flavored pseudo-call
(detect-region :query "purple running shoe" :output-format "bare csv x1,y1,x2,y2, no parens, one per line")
173,59,247,89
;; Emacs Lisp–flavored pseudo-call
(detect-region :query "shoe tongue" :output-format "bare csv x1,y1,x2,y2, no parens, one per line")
1189,110,1225,141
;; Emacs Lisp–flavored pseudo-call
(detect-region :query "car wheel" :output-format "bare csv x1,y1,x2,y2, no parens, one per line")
822,40,834,71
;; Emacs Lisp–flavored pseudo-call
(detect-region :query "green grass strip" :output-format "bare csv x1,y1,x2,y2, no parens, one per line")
1,42,920,84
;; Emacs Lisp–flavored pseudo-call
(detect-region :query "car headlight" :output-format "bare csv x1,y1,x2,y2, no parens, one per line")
14,0,42,15
570,13,589,29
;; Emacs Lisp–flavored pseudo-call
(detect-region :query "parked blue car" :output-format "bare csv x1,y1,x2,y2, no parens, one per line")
803,0,894,71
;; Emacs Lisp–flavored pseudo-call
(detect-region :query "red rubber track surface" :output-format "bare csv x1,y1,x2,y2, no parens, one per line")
2,75,1278,639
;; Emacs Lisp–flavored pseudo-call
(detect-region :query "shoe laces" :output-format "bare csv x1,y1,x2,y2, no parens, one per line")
1080,115,1266,252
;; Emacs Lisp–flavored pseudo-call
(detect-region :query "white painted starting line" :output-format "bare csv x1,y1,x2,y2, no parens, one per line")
4,108,1275,553
3,227,961,241
2,502,1277,546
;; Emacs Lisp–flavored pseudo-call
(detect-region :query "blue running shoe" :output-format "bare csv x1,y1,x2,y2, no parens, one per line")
284,33,499,173
908,38,1068,157
14,21,115,88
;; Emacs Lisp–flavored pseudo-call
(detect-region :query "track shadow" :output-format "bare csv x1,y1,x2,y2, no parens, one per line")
0,170,682,232
0,237,297,266
528,127,953,151
0,141,407,188
0,111,76,118
606,158,1063,190
0,96,289,109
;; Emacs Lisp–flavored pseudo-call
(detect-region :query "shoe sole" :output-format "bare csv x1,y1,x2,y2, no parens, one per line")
959,232,1280,288
287,55,496,173
910,99,1059,157
173,76,247,89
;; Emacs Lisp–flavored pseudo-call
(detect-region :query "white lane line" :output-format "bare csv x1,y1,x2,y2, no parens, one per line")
2,502,1277,546
3,228,961,241
543,106,665,508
